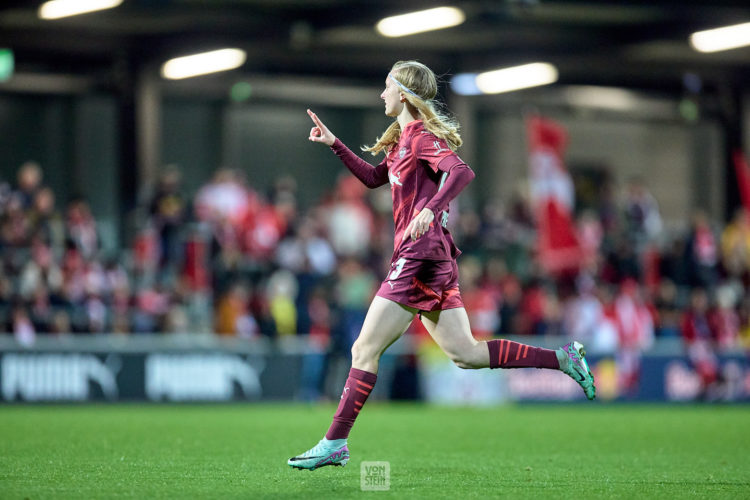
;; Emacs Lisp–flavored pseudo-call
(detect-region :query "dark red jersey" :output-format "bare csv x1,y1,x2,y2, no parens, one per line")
331,120,474,263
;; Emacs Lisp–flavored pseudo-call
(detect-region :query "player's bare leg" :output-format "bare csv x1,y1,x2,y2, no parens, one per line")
421,307,595,399
289,297,416,470
420,307,489,368
350,296,417,373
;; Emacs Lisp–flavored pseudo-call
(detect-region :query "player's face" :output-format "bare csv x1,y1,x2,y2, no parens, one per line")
381,76,403,117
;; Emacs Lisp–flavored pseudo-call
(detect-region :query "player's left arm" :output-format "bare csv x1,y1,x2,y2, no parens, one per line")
419,134,475,214
403,135,475,241
423,155,474,216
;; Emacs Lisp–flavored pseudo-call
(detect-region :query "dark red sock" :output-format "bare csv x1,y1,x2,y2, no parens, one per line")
325,367,377,440
487,339,559,369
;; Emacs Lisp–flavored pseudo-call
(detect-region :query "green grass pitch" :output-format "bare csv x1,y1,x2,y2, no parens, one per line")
2,403,749,498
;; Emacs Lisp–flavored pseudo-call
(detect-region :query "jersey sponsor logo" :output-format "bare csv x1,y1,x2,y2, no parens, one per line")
388,170,403,187
399,147,407,159
433,140,448,155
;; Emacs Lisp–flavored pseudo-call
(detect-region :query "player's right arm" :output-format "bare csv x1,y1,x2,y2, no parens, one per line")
307,109,336,146
307,109,388,189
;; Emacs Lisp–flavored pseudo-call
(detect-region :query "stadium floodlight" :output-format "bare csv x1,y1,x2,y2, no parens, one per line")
450,73,482,96
690,22,750,53
564,86,639,111
474,63,558,94
161,49,247,80
376,6,465,38
38,0,123,20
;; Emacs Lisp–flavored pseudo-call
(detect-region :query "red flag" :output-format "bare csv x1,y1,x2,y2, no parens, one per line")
733,150,750,212
527,116,582,275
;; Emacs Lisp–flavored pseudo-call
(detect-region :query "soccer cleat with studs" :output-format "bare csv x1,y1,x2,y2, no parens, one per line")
557,341,596,400
288,438,350,470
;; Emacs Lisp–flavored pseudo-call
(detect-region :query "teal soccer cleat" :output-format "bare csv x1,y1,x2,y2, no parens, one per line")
557,341,596,400
288,438,350,470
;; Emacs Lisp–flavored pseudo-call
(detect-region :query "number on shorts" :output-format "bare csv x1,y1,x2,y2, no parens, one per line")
388,258,407,281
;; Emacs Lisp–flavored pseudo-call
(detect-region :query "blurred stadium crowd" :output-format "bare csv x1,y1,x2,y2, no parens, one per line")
2,159,749,378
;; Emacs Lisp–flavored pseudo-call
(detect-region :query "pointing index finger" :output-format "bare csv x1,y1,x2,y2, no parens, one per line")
307,109,324,128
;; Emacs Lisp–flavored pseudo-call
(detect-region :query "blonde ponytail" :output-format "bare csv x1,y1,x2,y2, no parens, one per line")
362,61,462,156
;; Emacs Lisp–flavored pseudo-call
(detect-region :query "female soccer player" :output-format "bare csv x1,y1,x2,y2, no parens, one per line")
288,61,595,471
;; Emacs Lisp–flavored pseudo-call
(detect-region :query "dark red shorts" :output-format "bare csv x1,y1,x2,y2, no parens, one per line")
376,257,464,312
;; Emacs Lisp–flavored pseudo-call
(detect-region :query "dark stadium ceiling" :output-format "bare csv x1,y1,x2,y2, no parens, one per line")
1,0,749,96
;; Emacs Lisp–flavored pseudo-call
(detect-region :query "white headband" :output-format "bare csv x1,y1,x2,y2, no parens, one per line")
388,73,421,99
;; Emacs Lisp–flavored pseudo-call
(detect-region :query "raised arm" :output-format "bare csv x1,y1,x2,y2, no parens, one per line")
330,139,389,189
307,109,336,146
307,109,388,189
